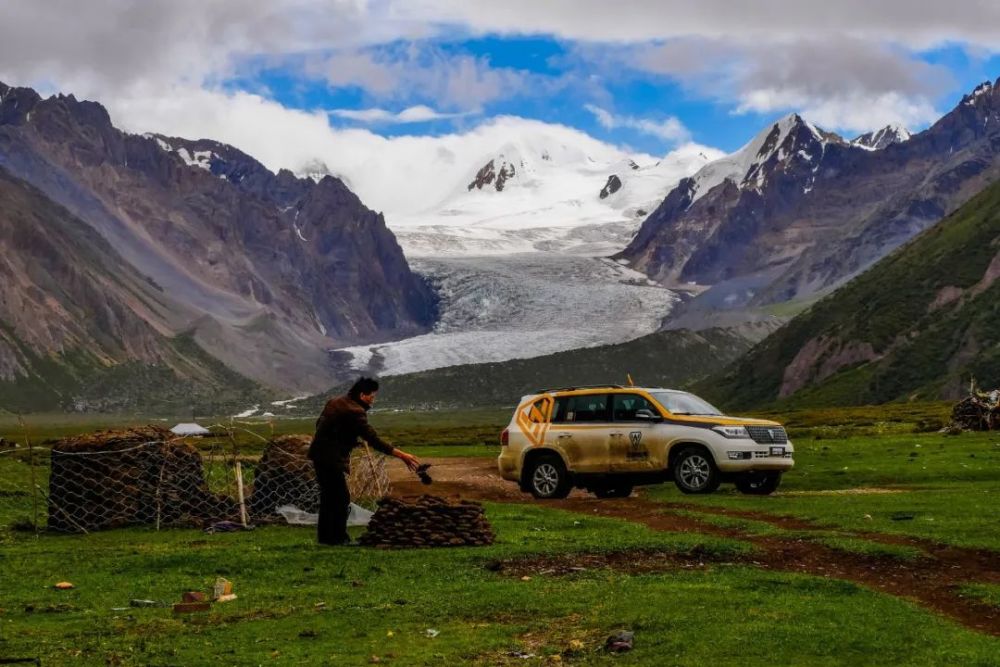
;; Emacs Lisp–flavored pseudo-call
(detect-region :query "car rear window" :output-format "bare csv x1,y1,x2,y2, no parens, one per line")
553,394,611,422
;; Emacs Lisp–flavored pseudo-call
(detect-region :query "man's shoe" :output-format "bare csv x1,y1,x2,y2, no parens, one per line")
319,539,359,547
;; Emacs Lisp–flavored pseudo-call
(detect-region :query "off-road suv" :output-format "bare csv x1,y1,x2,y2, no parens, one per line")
498,385,793,499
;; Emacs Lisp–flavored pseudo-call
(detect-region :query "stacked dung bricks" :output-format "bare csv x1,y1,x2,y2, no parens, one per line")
47,426,234,532
248,435,317,518
359,495,495,548
248,436,390,518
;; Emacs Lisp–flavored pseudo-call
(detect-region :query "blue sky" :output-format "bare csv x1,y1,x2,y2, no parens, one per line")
245,35,1000,155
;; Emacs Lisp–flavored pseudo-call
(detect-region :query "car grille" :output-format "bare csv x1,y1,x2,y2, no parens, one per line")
746,426,788,444
754,450,793,458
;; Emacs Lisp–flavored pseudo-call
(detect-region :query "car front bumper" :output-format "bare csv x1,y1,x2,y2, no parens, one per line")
714,442,795,473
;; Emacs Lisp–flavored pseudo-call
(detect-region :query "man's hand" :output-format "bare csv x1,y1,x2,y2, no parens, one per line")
395,449,421,472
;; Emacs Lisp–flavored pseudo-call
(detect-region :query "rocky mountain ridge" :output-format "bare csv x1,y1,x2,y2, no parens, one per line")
0,81,436,407
618,77,1000,321
703,176,1000,408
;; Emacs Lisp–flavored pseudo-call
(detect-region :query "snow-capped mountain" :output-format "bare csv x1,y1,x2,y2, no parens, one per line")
619,77,1000,320
851,124,912,150
385,127,721,257
681,113,845,207
318,121,721,375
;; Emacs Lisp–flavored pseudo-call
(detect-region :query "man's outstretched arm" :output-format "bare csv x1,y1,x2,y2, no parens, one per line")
356,411,421,471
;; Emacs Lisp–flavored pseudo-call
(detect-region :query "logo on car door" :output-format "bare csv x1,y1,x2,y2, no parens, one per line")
627,430,648,459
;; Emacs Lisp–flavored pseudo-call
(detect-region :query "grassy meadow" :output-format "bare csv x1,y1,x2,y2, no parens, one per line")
1,403,999,665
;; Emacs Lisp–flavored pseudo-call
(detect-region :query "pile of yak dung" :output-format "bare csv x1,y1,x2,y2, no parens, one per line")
249,436,390,517
359,495,494,548
248,436,317,518
48,426,233,532
952,388,1000,431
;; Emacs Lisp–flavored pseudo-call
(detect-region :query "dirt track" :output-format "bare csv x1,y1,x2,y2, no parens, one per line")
387,457,1000,636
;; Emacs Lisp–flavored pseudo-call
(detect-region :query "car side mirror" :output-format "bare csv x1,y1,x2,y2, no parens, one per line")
635,409,661,421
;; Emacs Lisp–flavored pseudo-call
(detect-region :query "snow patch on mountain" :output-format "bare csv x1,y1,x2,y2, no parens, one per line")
851,124,912,151
685,114,840,205
386,137,720,258
147,134,217,171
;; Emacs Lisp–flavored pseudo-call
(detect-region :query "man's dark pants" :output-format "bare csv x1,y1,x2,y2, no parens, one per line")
314,463,351,545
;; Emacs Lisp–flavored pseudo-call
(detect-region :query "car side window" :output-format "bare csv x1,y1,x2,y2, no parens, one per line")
612,393,658,421
553,394,611,423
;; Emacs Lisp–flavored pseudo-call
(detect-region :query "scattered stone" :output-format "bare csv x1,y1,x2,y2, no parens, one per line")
605,630,634,653
172,601,211,614
212,577,233,600
129,599,166,608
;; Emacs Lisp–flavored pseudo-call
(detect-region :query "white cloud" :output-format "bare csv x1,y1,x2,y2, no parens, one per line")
584,104,691,143
329,105,478,124
402,1,1000,50
304,47,532,109
752,90,941,134
106,85,660,217
629,37,953,133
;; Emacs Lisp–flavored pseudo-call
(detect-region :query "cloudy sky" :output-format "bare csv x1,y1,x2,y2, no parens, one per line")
2,0,1000,210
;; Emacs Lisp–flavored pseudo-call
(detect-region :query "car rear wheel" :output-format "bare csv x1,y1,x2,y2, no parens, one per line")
672,447,721,494
735,471,782,495
526,455,572,499
592,484,634,499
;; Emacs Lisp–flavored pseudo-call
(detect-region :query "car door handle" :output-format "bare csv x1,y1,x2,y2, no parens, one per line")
610,432,623,437
557,433,572,439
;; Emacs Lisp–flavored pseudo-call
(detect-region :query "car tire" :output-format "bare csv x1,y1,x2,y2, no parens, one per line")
672,446,721,494
592,484,634,499
526,454,572,499
735,472,782,495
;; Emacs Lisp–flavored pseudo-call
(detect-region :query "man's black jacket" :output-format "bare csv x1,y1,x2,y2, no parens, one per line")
307,395,394,470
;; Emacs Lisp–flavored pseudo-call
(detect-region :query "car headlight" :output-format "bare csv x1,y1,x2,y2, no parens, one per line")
713,425,750,439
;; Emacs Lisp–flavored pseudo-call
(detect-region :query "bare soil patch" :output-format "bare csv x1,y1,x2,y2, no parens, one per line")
388,457,1000,635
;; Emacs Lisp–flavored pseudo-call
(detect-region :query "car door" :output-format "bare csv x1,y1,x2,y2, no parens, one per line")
609,393,660,472
550,393,613,473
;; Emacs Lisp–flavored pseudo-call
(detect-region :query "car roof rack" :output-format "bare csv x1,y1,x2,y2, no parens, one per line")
535,384,625,394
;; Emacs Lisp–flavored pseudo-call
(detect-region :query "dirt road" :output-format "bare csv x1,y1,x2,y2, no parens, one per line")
386,456,1000,636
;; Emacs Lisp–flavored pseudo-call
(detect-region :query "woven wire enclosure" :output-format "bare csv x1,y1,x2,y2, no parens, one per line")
13,427,391,534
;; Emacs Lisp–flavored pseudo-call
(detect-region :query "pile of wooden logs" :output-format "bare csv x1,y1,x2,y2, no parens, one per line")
47,426,233,532
951,387,1000,431
359,495,494,548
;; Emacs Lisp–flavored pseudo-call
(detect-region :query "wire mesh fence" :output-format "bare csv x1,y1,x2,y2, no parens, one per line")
0,423,390,535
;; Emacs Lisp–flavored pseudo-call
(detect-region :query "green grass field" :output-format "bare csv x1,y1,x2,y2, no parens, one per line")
2,404,1000,665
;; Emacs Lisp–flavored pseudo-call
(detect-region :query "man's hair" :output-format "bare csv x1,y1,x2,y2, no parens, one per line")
348,377,380,399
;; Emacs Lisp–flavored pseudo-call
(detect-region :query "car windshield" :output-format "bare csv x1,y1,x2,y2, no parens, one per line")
650,391,723,416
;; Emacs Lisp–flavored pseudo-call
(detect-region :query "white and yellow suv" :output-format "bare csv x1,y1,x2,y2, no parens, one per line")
498,385,793,499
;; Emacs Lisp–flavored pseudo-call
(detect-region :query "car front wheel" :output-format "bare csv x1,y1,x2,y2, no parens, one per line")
526,455,572,499
735,471,782,495
672,447,721,494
